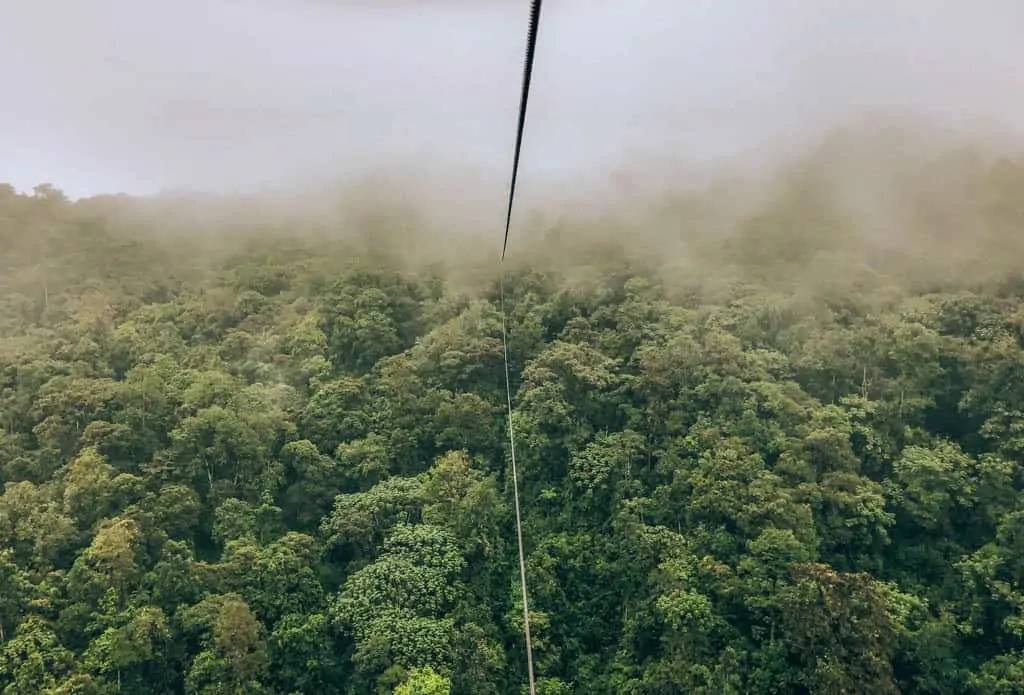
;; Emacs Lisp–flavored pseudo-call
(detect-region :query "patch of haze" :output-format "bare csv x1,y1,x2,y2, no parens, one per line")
3,0,1024,298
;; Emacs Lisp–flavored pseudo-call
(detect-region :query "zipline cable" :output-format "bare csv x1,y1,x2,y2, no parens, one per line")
502,0,544,263
501,2,543,694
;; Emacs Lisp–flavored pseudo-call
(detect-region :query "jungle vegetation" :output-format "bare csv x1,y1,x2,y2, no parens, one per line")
3,128,1024,693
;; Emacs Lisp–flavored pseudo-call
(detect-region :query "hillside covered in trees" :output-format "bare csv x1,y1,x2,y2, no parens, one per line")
4,130,1024,694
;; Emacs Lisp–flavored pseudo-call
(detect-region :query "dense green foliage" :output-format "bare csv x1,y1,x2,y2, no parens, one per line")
4,139,1024,693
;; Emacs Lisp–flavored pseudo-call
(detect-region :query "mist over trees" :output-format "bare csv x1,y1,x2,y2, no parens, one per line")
3,130,1024,693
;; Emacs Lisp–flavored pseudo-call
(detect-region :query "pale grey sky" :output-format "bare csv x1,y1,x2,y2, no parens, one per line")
1,0,1022,200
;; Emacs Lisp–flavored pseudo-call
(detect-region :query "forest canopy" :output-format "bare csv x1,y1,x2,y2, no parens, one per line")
3,127,1024,693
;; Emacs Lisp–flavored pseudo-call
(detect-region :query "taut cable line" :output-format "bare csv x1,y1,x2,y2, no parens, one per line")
499,1,543,694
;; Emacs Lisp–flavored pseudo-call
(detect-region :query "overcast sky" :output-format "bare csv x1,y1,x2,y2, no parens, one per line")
1,0,1022,200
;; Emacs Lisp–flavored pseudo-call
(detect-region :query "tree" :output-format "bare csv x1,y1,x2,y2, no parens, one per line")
182,595,268,694
393,666,451,695
331,524,465,685
0,616,75,694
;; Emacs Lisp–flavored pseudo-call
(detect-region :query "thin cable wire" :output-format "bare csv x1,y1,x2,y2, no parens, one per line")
501,2,543,694
500,276,535,695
